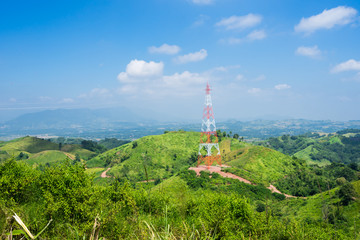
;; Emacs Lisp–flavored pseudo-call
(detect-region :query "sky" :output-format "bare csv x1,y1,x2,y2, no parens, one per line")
1,0,360,122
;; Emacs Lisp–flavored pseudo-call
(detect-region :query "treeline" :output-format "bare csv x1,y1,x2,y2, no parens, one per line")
0,158,352,239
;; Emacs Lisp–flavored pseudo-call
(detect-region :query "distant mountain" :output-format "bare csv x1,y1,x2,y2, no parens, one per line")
0,107,149,133
2,110,360,141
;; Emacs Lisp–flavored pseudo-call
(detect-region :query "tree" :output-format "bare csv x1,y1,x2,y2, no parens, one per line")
233,133,239,139
349,162,358,171
338,182,358,206
216,130,222,142
74,154,81,163
336,177,347,186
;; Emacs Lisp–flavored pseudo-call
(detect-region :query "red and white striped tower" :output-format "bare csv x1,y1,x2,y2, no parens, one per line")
198,82,221,168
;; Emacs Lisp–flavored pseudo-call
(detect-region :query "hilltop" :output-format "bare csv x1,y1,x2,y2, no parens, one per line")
87,131,305,187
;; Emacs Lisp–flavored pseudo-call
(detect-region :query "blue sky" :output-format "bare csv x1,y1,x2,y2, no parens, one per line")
1,0,360,122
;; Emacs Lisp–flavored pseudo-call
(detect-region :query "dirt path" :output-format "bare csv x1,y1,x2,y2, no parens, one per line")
189,165,297,198
101,168,112,178
268,184,297,198
189,165,252,184
63,152,75,160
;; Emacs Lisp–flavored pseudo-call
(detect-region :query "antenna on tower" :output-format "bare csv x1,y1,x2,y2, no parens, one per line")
198,82,221,168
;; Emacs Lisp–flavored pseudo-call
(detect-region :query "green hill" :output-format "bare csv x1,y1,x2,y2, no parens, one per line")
276,180,360,231
0,136,59,156
87,131,200,181
86,131,302,187
0,136,96,165
25,150,72,165
223,145,296,185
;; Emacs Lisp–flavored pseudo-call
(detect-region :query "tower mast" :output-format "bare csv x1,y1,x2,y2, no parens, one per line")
198,82,221,168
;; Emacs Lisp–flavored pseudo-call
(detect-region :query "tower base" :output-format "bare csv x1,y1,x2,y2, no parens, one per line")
197,155,222,169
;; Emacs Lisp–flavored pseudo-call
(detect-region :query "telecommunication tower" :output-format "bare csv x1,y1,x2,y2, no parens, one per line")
198,82,221,168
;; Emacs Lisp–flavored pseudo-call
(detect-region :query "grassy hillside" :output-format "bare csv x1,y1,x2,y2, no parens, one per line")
87,131,304,187
25,150,72,165
224,145,296,185
0,136,59,155
0,136,96,165
87,131,200,181
276,180,360,234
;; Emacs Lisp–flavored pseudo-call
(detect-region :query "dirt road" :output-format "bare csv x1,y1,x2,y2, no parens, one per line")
101,168,111,178
189,165,297,198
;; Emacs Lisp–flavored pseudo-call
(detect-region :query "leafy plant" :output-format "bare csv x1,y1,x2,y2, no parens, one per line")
11,212,52,239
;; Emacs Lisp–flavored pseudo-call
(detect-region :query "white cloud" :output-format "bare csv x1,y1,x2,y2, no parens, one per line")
296,45,321,58
331,59,360,73
216,14,262,30
295,6,357,34
192,0,213,5
148,44,181,55
247,29,266,40
275,84,291,90
175,49,207,64
116,59,211,97
223,29,266,44
118,59,164,82
60,98,74,103
9,98,17,103
248,88,261,94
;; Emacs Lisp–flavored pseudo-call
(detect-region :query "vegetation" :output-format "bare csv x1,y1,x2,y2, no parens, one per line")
1,131,360,239
87,131,200,180
98,138,131,150
1,158,359,239
0,136,97,164
259,130,360,165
